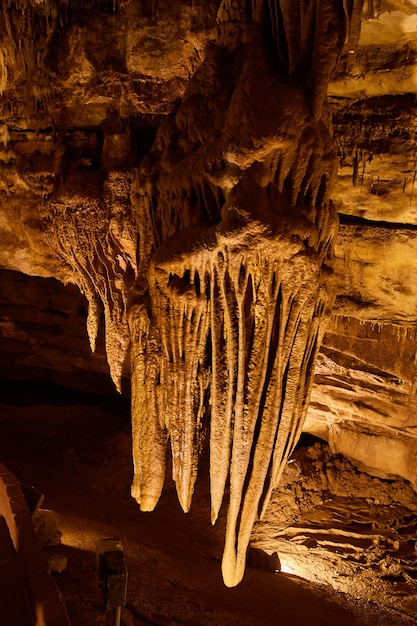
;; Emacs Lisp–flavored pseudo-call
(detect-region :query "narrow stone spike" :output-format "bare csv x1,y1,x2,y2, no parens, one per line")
129,305,168,512
220,260,276,586
210,258,238,523
151,264,210,513
171,305,205,512
102,306,130,393
85,291,99,353
221,258,275,586
221,250,331,587
180,301,211,507
267,292,329,494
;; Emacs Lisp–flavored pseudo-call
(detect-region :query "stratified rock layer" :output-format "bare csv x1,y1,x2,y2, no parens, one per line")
252,440,417,619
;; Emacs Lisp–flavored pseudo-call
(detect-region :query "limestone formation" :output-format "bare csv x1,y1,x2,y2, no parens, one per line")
128,1,348,586
1,0,417,591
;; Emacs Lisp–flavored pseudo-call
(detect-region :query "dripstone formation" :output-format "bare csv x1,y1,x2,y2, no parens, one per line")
128,2,349,586
1,0,416,590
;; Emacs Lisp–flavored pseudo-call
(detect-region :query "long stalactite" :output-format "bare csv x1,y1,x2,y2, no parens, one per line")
0,0,358,588
128,0,354,587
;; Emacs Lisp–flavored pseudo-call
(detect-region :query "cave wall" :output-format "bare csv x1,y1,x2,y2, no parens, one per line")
306,0,417,492
1,0,417,588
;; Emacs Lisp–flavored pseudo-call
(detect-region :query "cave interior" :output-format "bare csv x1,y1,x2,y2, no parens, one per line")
1,1,417,624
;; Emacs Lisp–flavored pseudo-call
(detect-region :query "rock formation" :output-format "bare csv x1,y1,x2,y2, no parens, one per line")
1,0,416,591
307,0,417,500
128,1,350,586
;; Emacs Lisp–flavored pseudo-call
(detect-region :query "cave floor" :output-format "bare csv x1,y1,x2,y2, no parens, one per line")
0,381,415,625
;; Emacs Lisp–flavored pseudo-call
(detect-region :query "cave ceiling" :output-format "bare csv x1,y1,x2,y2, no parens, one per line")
0,0,417,588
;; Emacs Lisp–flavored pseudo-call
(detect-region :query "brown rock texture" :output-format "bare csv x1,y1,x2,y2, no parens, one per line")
1,0,417,596
306,0,417,501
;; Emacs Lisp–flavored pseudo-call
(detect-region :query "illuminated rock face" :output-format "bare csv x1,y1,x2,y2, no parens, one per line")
0,0,385,588
130,212,336,586
128,4,348,585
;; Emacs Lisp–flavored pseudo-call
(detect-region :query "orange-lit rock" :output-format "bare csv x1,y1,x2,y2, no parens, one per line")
0,0,416,601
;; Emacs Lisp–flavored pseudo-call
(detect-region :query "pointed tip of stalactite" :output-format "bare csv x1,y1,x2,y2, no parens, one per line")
87,333,96,354
131,483,160,512
108,353,125,393
108,363,122,393
112,374,122,394
139,495,160,512
210,497,222,525
177,486,192,514
221,552,245,588
86,320,97,354
210,508,218,526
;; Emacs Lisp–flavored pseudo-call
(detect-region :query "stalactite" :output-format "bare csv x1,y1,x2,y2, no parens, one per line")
0,0,356,590
0,0,122,111
263,1,351,118
151,260,211,511
129,196,336,585
49,194,137,391
129,300,168,511
126,1,357,585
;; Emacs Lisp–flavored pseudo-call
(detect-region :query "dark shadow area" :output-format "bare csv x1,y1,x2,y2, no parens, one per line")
0,379,130,409
0,380,365,626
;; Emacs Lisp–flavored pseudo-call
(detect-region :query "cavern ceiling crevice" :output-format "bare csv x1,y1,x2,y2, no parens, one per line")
1,0,417,591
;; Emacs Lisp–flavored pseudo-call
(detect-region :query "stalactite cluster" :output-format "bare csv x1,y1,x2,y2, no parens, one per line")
130,213,334,586
128,0,352,587
49,178,137,390
0,0,359,589
0,0,128,119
